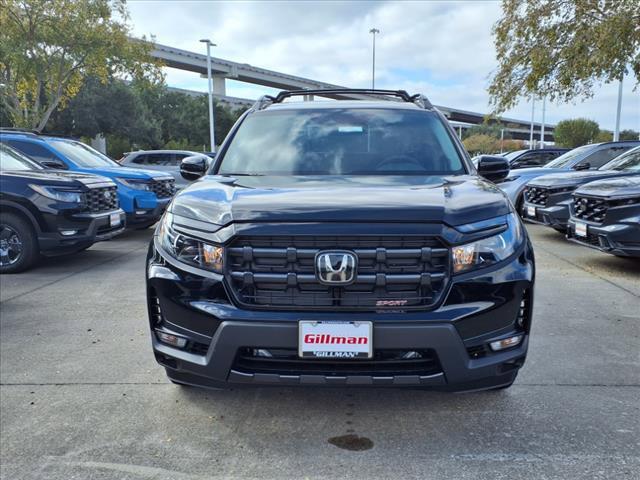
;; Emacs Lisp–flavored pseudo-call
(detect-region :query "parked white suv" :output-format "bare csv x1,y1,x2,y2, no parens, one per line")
120,150,212,189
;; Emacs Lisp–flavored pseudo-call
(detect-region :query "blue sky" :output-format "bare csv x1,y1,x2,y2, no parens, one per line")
127,0,639,132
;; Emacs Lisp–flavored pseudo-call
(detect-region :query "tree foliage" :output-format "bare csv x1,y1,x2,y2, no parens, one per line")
463,122,512,140
553,118,600,147
46,78,247,157
463,134,501,154
489,0,640,112
0,0,161,131
619,129,640,141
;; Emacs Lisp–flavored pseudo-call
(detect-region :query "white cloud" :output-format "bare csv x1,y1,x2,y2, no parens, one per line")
128,0,639,131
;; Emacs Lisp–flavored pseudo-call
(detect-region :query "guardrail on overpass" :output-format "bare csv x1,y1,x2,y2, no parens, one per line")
154,42,554,142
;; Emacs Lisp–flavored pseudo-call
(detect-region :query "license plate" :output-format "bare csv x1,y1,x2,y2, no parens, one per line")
299,321,373,359
575,222,587,237
110,212,121,227
527,206,536,218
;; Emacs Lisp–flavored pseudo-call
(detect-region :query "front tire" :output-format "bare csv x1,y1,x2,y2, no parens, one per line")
0,213,39,273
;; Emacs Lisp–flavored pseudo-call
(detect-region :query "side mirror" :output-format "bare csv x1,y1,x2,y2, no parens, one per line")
574,162,590,171
40,159,68,170
476,155,510,182
180,155,208,181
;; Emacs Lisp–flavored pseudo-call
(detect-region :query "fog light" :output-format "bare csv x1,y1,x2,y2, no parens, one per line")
60,230,78,236
155,330,187,348
489,335,523,351
136,210,147,215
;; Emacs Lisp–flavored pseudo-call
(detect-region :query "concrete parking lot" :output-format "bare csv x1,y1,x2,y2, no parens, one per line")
1,224,638,480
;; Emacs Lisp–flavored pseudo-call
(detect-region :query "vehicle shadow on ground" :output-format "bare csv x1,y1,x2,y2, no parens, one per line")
529,226,640,276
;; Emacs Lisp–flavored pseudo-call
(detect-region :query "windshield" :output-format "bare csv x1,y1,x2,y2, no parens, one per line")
503,150,527,161
601,148,640,172
218,108,466,175
0,144,42,171
545,144,595,168
46,139,120,168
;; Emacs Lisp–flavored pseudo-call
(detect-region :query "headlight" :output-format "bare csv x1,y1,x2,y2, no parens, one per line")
116,178,151,190
29,184,83,203
157,212,223,273
452,213,523,274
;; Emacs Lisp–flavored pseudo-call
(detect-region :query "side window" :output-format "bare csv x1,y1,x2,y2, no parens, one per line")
538,152,557,165
131,154,148,165
6,140,59,163
170,153,189,166
146,154,166,166
513,153,541,167
578,147,630,169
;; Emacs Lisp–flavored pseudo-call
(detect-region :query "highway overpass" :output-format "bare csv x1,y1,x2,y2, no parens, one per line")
154,42,555,142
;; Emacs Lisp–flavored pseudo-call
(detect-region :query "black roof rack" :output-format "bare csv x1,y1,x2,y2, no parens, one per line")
252,89,433,111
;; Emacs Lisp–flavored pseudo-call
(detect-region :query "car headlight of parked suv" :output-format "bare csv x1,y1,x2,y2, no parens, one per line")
452,213,524,273
29,184,83,203
157,212,224,273
116,178,152,191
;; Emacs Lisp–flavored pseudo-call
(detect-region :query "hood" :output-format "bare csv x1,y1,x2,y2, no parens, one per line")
1,169,114,188
76,166,173,181
575,176,640,199
170,175,511,227
505,167,569,179
528,170,637,188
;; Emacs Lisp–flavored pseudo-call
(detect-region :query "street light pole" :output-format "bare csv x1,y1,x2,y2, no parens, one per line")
614,75,623,141
200,38,217,152
540,96,546,149
529,97,535,148
369,28,379,89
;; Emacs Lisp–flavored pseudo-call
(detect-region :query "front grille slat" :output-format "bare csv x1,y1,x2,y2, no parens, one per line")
149,179,176,198
573,195,608,223
233,348,442,376
226,235,450,311
84,186,118,213
524,186,549,206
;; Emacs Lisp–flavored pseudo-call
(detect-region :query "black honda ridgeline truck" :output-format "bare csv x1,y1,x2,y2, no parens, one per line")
146,89,535,392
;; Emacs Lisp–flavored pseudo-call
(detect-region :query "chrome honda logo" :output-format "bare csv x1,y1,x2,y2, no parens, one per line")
315,251,357,285
103,191,112,200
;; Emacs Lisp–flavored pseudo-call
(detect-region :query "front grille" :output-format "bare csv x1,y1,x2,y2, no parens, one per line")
524,186,549,206
226,236,450,311
149,179,176,198
232,348,442,376
573,195,608,223
85,186,118,213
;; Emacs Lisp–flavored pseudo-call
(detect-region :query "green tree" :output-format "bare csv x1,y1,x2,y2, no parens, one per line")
619,129,640,141
463,134,500,155
0,0,161,131
489,0,640,112
553,118,600,148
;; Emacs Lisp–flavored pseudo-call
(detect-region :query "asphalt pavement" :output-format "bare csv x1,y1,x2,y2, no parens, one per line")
1,224,639,479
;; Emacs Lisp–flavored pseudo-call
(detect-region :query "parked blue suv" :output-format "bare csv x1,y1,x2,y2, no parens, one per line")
1,132,176,228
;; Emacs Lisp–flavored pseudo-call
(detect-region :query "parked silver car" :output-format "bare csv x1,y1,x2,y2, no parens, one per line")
119,150,212,189
498,141,640,211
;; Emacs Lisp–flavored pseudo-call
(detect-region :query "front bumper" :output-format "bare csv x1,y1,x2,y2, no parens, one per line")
566,218,640,257
521,201,571,230
38,208,126,255
126,198,171,227
146,237,535,391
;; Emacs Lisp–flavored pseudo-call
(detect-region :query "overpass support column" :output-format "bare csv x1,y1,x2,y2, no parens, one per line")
212,75,226,96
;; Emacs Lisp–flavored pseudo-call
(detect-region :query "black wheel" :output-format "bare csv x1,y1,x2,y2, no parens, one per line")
0,213,38,273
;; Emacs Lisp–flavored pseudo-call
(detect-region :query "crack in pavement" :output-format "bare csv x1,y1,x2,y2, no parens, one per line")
534,243,640,299
0,244,148,305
